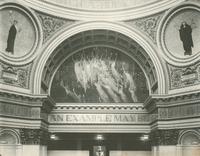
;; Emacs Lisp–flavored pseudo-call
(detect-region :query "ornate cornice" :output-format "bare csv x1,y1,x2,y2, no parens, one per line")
145,91,200,108
51,103,147,114
0,91,55,107
144,92,200,122
0,91,55,123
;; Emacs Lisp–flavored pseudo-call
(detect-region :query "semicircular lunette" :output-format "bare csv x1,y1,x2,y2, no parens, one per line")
50,47,149,103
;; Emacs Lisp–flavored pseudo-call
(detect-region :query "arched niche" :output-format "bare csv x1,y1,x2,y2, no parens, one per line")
0,129,20,145
41,30,159,97
32,22,166,95
179,130,200,146
0,129,21,156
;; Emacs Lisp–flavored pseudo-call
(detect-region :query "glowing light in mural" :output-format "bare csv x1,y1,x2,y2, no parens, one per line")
51,47,149,103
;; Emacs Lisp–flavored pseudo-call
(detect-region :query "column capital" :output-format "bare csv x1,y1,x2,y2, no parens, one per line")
20,128,50,145
150,129,180,146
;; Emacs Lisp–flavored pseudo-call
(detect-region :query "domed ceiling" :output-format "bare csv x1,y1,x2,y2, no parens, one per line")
22,0,183,20
42,0,159,11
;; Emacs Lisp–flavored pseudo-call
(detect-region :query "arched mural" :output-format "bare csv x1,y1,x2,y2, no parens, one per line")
50,47,149,103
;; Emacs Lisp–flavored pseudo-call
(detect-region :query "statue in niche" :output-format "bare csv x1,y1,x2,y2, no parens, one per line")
179,21,194,56
5,10,21,55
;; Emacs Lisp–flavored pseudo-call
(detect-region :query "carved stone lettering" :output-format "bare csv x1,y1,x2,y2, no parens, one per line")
48,114,150,124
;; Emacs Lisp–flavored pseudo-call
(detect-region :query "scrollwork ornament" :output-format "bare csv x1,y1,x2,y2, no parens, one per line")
36,12,75,42
125,13,164,43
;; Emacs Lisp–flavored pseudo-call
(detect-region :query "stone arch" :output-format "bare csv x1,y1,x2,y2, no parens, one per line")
0,129,20,145
178,130,200,145
32,21,167,95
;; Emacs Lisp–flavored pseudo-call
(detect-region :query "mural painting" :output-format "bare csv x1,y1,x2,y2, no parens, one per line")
164,9,200,58
0,7,36,57
51,47,149,103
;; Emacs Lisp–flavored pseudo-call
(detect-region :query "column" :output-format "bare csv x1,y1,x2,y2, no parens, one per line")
150,129,179,156
19,129,49,156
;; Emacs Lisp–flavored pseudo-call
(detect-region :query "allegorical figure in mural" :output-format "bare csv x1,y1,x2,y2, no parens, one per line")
179,21,194,56
5,20,19,54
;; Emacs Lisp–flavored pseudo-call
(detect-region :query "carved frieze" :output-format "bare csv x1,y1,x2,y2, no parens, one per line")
150,129,180,146
0,102,41,119
158,103,200,119
0,91,54,120
20,129,49,145
125,12,164,43
36,12,75,42
0,62,32,89
168,62,200,89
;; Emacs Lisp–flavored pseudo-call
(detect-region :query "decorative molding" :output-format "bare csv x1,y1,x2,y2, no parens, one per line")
168,62,200,89
37,0,164,11
0,90,52,105
0,102,40,119
150,129,180,145
20,0,184,21
149,92,200,104
20,128,49,145
54,104,145,112
0,61,32,89
158,103,200,119
125,12,164,43
0,91,55,121
36,11,75,42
